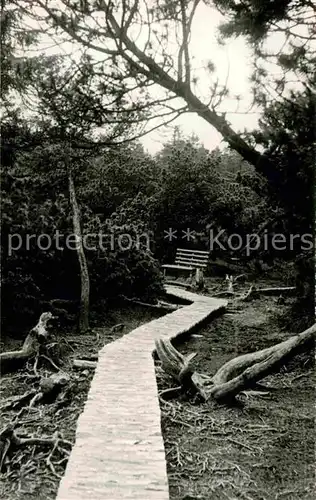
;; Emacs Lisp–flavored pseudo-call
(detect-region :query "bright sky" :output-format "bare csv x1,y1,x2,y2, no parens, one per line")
140,2,260,153
20,1,298,154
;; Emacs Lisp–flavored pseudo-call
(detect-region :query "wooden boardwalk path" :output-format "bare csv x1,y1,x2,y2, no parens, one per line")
56,287,227,500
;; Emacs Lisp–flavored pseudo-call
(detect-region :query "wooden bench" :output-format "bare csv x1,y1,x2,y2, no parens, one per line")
162,248,209,279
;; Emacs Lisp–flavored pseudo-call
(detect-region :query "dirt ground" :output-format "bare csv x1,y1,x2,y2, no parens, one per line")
0,305,166,500
156,279,315,500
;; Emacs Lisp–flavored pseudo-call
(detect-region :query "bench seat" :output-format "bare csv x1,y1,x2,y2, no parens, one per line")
162,248,209,278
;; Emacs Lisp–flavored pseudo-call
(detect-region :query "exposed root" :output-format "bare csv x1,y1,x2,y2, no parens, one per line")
0,312,54,374
40,354,60,371
33,355,39,377
0,390,37,412
0,425,73,475
29,393,43,409
156,323,316,402
237,284,256,302
159,386,183,401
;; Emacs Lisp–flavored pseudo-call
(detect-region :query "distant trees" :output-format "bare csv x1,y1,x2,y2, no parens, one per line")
1,126,163,332
4,1,314,219
9,1,312,176
213,0,315,95
4,0,311,240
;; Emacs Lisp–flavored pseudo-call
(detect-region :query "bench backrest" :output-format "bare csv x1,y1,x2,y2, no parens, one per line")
174,248,209,268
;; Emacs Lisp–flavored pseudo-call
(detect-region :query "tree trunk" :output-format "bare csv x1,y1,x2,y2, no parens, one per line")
0,313,53,374
68,171,90,333
104,13,277,180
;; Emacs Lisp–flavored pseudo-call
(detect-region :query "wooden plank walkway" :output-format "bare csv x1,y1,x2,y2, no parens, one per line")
56,287,227,500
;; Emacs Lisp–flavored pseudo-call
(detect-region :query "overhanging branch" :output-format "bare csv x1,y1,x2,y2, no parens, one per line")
30,0,273,175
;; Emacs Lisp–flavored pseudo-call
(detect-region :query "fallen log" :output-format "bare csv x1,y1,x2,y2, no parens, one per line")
155,322,315,403
76,354,98,361
73,359,97,369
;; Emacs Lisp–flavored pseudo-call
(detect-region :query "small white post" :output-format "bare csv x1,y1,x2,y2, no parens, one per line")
226,274,234,293
195,268,204,290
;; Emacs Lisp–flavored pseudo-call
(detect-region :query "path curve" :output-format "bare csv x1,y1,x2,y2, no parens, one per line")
57,287,227,500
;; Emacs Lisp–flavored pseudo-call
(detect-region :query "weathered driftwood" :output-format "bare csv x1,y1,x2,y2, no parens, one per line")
214,284,291,303
73,359,97,369
155,340,197,389
0,312,54,373
155,322,315,402
236,285,296,302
